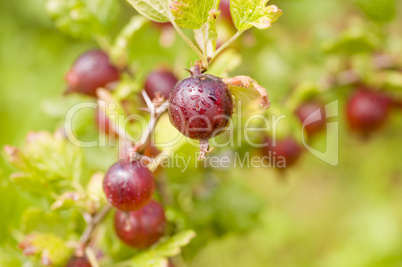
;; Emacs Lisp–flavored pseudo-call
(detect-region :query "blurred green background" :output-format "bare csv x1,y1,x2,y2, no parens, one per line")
1,0,402,266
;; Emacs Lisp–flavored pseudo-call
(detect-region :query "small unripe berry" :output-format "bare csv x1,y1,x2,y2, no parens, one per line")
263,136,303,169
168,72,233,141
103,160,155,212
295,101,326,136
114,200,166,249
144,70,178,101
346,88,391,136
65,50,120,97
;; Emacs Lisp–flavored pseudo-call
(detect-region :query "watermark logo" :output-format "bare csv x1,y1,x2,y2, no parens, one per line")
63,99,339,169
301,100,338,166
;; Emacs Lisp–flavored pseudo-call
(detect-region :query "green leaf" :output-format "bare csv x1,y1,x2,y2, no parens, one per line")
322,27,380,55
152,230,196,257
152,114,191,171
224,76,270,109
86,172,107,203
41,95,92,119
110,16,149,68
18,233,72,267
21,208,67,236
10,173,52,196
285,81,322,111
191,183,264,234
171,0,219,29
4,130,87,197
194,9,220,58
46,0,120,39
230,0,282,31
355,0,396,23
0,248,24,266
367,70,402,92
130,230,196,267
127,0,171,23
51,192,85,211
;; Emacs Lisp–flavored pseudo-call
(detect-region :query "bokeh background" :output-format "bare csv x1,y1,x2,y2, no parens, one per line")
1,0,402,266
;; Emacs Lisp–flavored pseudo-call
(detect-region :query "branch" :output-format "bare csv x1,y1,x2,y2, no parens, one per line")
133,91,169,153
170,20,208,66
211,30,244,63
79,204,112,247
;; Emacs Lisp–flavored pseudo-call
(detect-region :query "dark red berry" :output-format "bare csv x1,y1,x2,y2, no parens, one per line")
114,200,166,249
144,69,178,101
103,160,155,212
295,101,326,136
168,72,233,141
263,136,303,169
346,88,391,136
219,0,232,23
95,107,118,137
65,257,91,267
65,50,120,97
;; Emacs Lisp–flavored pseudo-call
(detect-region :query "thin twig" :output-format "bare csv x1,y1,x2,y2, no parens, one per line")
170,20,208,66
85,247,100,267
79,204,112,246
211,30,244,63
135,91,169,153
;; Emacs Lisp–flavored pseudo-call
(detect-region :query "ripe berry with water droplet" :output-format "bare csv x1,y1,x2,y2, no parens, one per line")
168,65,233,158
103,160,155,212
114,200,166,249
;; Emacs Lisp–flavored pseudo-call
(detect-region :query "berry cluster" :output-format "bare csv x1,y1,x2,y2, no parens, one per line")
65,50,178,250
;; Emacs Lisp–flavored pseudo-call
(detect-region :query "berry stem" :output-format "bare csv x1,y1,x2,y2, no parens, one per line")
79,204,112,247
211,30,244,63
198,139,212,160
170,20,208,67
85,247,100,267
134,91,169,154
95,34,112,53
